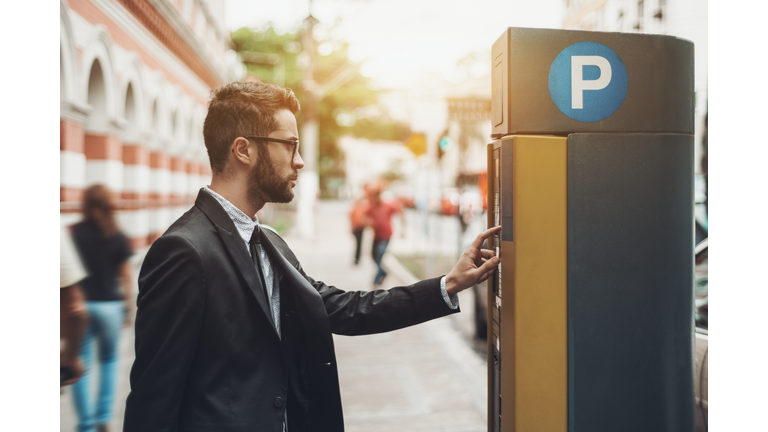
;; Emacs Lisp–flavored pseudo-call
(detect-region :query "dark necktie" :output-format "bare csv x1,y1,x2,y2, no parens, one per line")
249,226,272,323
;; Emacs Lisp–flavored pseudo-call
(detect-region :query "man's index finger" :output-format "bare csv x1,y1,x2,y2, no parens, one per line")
472,226,501,249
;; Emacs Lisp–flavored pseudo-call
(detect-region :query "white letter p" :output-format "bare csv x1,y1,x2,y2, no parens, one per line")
571,56,612,109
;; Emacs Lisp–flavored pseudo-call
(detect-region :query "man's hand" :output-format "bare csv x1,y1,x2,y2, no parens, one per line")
60,284,88,386
445,226,501,296
60,356,84,386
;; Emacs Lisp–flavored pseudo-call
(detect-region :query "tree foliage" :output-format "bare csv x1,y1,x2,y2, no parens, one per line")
231,25,410,198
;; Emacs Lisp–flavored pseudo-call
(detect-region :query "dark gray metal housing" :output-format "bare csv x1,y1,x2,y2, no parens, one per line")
566,133,695,432
491,27,694,137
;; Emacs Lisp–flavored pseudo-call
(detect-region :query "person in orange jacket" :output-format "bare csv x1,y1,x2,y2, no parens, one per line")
349,195,370,265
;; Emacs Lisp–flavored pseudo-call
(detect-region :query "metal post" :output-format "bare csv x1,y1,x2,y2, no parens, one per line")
296,13,319,240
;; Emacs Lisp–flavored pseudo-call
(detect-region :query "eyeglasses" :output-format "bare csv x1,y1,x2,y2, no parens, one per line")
244,135,300,157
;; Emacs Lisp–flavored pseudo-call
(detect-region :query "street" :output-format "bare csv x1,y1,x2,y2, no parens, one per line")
60,200,488,432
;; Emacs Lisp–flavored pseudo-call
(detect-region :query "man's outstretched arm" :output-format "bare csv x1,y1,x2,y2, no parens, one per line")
288,226,501,335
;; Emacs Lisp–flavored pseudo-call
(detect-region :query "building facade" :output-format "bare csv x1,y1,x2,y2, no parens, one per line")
60,0,244,251
561,0,708,173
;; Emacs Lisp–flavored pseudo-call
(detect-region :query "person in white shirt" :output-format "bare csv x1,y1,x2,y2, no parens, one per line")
60,227,88,386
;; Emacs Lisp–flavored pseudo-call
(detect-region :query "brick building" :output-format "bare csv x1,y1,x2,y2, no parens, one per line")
60,0,244,251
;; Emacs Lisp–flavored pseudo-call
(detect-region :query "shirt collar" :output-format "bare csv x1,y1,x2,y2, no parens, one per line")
203,186,259,244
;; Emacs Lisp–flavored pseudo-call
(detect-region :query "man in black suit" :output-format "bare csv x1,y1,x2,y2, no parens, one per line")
123,82,500,432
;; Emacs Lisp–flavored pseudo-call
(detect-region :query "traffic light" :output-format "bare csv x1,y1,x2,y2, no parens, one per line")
437,133,453,161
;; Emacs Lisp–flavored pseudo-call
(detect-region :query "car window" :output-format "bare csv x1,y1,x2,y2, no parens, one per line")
694,246,708,330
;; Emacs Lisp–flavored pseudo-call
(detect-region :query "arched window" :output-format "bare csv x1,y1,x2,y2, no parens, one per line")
85,60,108,132
123,83,139,142
171,109,178,142
125,83,137,126
60,48,66,102
150,100,159,135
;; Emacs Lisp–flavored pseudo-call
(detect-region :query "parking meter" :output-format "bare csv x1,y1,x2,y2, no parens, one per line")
487,28,695,432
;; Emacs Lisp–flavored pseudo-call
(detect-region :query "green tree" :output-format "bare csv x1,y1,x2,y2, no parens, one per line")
231,25,410,198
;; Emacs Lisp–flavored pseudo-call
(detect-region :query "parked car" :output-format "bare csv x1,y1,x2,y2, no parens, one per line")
694,238,708,431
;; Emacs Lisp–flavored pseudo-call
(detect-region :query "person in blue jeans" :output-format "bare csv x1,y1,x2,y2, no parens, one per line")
371,238,390,286
364,184,404,288
71,185,133,432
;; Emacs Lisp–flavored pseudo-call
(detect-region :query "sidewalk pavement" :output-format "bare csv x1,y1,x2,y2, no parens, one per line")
61,200,487,432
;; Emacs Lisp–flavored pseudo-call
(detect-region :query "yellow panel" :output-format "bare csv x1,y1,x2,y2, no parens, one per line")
499,135,568,431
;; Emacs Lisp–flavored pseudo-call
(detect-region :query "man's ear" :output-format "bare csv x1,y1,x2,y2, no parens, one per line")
231,137,255,166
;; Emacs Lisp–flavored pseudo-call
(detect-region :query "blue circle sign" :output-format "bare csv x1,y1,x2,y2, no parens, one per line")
548,42,628,122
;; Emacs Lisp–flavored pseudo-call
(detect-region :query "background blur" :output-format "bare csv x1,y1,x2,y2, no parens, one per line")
59,0,708,246
58,0,708,431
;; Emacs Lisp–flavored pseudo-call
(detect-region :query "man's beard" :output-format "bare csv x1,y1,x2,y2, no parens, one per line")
246,152,295,204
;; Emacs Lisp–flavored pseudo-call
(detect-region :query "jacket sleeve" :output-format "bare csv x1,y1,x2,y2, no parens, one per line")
295,260,459,336
123,235,206,432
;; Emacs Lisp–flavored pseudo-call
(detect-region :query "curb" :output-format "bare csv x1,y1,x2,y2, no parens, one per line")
381,253,421,285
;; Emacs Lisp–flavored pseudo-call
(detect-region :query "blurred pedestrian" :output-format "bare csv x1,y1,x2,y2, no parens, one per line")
70,185,134,432
61,227,88,387
364,183,405,288
349,195,370,265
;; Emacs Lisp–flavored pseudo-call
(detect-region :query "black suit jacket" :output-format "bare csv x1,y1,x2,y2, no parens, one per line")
123,190,459,432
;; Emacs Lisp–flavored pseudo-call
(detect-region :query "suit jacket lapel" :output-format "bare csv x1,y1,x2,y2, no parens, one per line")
259,230,335,363
194,190,279,338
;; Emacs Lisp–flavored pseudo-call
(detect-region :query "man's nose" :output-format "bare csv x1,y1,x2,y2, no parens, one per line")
293,151,305,170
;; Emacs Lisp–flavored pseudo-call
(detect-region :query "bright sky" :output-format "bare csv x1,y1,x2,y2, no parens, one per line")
225,0,564,88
